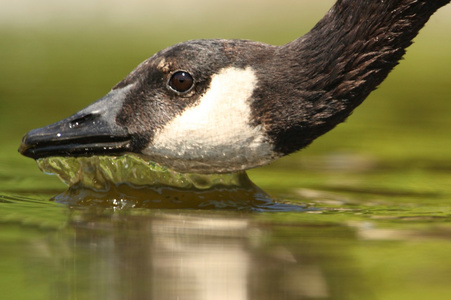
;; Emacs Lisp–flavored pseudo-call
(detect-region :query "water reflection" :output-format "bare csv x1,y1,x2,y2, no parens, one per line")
48,208,366,300
52,182,306,212
7,187,451,299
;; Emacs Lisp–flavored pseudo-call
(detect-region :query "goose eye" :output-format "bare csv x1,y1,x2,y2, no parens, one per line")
168,71,194,93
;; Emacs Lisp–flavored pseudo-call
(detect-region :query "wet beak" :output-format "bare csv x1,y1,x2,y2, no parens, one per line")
19,86,133,159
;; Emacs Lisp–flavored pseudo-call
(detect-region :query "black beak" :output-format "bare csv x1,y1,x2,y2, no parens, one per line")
19,86,133,159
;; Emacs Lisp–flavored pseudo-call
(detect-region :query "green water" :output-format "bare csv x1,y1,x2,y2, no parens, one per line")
2,2,451,299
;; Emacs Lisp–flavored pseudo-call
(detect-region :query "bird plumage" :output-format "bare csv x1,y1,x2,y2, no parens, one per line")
19,0,450,173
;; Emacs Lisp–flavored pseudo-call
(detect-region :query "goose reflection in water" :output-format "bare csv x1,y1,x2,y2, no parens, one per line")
46,210,360,300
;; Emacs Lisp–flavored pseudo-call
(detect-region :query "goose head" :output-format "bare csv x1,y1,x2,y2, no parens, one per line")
19,40,283,173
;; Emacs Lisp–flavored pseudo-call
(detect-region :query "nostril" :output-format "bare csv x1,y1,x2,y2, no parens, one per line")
69,113,99,129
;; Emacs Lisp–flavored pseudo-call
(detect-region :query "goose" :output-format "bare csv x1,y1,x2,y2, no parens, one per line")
19,0,450,174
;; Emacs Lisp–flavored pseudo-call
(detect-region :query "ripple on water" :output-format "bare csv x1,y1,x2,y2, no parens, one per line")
36,155,308,211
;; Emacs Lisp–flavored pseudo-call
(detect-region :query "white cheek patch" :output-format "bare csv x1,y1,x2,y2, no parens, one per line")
143,67,275,173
